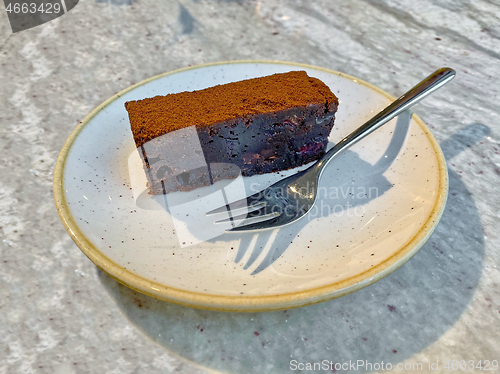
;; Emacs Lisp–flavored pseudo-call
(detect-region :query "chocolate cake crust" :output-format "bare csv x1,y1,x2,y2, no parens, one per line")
125,71,337,148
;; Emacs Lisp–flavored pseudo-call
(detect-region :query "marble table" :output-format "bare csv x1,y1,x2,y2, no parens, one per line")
1,0,499,372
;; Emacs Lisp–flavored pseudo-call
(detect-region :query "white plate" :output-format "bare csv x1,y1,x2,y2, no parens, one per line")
54,61,448,312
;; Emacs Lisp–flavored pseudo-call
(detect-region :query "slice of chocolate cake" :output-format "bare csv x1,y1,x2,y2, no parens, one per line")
125,71,339,194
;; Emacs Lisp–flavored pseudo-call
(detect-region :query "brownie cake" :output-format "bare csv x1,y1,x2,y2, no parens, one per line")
125,71,339,194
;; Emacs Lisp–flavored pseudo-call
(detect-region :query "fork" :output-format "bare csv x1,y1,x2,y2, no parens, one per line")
206,67,456,232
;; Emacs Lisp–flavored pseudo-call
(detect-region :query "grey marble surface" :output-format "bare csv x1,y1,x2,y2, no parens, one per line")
1,0,499,373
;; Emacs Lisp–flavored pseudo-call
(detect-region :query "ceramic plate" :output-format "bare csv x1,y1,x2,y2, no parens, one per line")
54,61,448,312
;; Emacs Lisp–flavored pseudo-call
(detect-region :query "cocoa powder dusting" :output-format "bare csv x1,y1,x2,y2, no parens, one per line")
125,71,338,148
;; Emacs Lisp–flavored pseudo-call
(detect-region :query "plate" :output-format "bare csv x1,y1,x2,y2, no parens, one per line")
53,61,448,312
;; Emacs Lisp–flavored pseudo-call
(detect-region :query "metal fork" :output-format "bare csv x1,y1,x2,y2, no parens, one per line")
206,68,456,232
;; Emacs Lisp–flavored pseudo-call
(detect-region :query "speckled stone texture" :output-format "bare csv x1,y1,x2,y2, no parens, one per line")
1,0,499,373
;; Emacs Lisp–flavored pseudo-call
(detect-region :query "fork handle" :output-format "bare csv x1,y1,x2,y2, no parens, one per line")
312,67,456,177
